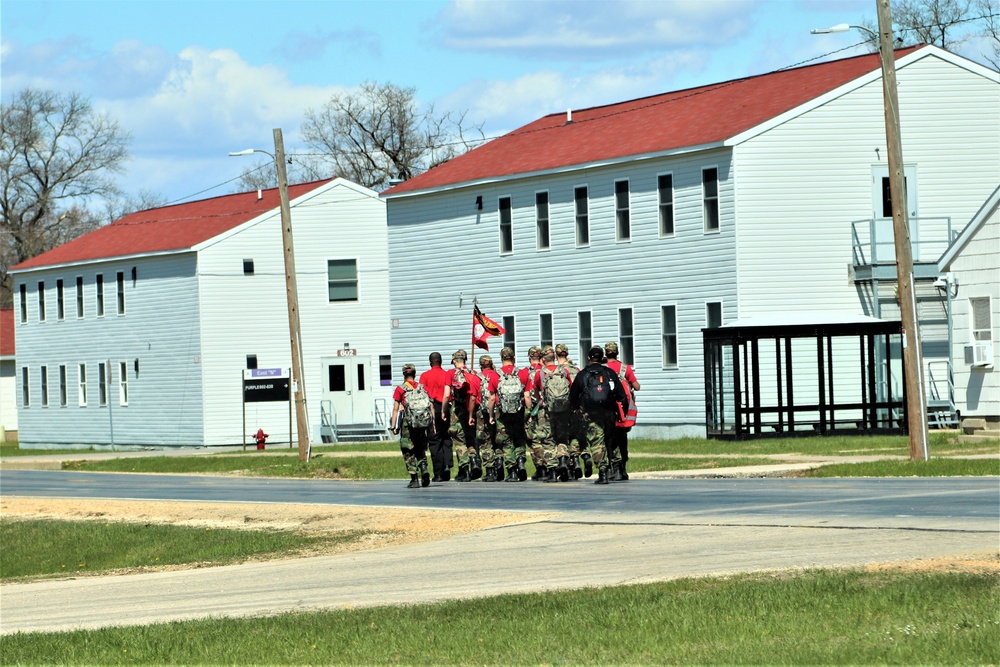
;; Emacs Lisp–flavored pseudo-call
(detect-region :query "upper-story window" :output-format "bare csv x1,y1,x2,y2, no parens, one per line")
703,167,720,232
499,196,513,254
615,179,631,242
57,279,65,320
327,259,359,302
96,274,105,317
243,259,255,275
37,281,46,322
116,271,126,315
19,284,27,323
76,276,84,318
535,191,550,250
575,186,589,247
658,173,674,237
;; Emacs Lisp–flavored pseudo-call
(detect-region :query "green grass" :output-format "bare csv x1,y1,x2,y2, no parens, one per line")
2,567,996,664
62,453,409,479
0,518,371,581
804,457,1000,477
0,442,99,457
627,431,973,456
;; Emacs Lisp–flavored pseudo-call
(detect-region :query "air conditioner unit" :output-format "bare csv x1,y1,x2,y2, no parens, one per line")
964,342,994,367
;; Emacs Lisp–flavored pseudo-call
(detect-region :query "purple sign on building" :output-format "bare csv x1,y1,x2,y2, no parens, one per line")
250,368,286,378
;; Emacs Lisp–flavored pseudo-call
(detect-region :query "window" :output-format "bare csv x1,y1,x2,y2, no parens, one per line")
246,355,258,370
99,362,108,406
615,180,630,241
379,354,392,386
971,297,992,342
703,167,719,232
19,284,27,323
38,281,46,322
503,316,516,353
59,365,68,406
116,271,125,314
707,302,723,329
539,313,553,349
499,196,513,254
78,363,87,406
243,259,255,275
327,259,359,302
328,364,346,392
41,366,49,407
57,279,65,320
356,363,366,392
575,186,589,247
119,361,128,406
578,311,592,359
535,191,550,250
21,367,29,408
96,274,105,317
658,173,674,236
662,305,678,367
619,308,634,365
76,276,84,318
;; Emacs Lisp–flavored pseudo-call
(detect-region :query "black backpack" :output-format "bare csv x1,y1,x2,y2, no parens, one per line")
583,368,613,409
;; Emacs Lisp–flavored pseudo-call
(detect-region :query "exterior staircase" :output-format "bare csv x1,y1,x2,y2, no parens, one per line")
957,417,1000,444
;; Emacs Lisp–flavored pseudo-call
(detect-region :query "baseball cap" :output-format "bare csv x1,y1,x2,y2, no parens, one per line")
588,346,605,361
401,363,416,375
604,341,619,355
452,349,467,362
479,355,492,366
528,346,541,359
501,346,515,360
555,343,569,355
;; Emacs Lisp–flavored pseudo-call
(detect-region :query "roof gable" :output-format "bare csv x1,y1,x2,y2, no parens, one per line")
12,179,333,272
939,184,1000,270
384,46,923,197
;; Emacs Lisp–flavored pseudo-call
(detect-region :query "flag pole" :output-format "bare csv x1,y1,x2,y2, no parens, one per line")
472,297,478,353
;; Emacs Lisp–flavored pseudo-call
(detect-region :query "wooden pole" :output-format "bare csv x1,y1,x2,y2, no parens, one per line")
273,128,311,462
876,0,928,460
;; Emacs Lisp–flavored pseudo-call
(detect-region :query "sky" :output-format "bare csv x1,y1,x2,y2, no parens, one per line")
2,0,995,209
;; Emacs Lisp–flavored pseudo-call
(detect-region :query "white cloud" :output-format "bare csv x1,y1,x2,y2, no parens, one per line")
434,0,761,60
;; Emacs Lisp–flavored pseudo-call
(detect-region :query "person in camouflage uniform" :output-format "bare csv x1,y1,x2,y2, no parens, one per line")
530,346,573,482
494,346,529,481
442,349,482,482
389,363,431,488
570,346,626,484
523,346,547,480
555,343,587,478
476,354,503,481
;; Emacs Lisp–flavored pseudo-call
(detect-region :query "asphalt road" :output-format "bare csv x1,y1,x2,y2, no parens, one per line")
1,471,997,635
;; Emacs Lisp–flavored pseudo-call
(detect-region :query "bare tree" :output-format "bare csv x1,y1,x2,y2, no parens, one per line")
231,156,323,193
301,81,484,191
1,89,131,306
977,0,1000,67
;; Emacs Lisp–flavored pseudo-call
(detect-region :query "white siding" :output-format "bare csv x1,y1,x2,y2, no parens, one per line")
0,359,16,437
13,255,204,448
388,150,738,436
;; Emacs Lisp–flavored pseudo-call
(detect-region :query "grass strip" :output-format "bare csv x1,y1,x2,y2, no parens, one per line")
1,519,369,580
804,457,1000,477
61,454,407,479
1,568,996,665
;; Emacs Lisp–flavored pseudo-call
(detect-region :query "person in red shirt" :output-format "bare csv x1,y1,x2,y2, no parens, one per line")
476,354,503,481
419,351,451,482
604,341,640,481
523,346,547,480
390,363,431,488
442,349,482,482
494,346,530,481
530,346,573,482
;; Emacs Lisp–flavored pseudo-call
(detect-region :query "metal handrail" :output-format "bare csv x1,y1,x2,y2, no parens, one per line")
850,216,953,266
320,399,338,443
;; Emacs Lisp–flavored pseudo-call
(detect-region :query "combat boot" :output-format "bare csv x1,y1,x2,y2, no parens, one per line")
483,464,497,482
407,474,421,489
531,465,547,481
516,457,528,481
454,465,471,482
542,466,558,482
611,462,624,482
470,454,483,480
442,467,451,482
571,455,583,480
505,465,520,481
618,460,629,481
419,459,430,487
493,459,505,482
582,453,593,478
594,467,611,484
557,456,570,482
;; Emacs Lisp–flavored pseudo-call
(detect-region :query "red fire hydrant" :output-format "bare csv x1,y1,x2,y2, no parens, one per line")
254,428,268,450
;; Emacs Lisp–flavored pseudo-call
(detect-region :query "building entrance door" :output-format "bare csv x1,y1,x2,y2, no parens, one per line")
321,356,373,425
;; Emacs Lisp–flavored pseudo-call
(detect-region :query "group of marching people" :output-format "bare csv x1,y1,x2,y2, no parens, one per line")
389,341,640,487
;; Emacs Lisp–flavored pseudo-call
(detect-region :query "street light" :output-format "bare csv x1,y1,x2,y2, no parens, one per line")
230,130,311,462
812,1,929,461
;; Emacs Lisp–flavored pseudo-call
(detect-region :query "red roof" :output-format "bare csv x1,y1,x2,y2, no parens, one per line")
1,308,14,357
12,179,333,271
385,47,923,196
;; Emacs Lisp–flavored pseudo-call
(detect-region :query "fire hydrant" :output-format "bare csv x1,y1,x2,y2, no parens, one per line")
254,428,268,450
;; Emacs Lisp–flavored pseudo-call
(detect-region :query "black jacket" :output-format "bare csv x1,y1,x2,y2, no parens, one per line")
570,362,626,412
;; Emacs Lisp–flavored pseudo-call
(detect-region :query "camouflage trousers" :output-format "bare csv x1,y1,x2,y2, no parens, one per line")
524,411,545,466
496,411,529,466
580,408,616,470
475,409,500,467
531,408,571,467
448,407,478,467
399,423,430,475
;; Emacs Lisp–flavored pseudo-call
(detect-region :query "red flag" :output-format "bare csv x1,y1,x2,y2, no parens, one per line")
473,305,505,351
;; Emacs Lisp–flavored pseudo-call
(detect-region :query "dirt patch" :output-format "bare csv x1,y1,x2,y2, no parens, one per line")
864,553,1000,575
1,497,552,567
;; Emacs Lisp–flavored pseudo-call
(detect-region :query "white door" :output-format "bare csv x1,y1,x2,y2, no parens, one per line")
321,356,373,425
871,165,919,262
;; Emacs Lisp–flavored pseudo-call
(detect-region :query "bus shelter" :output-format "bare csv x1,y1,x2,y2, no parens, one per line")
703,317,906,439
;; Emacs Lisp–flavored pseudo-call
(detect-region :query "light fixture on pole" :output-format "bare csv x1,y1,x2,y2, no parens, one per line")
812,1,928,461
230,131,311,462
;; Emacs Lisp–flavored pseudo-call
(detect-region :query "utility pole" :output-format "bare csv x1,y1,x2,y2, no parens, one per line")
273,128,311,462
876,0,928,460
